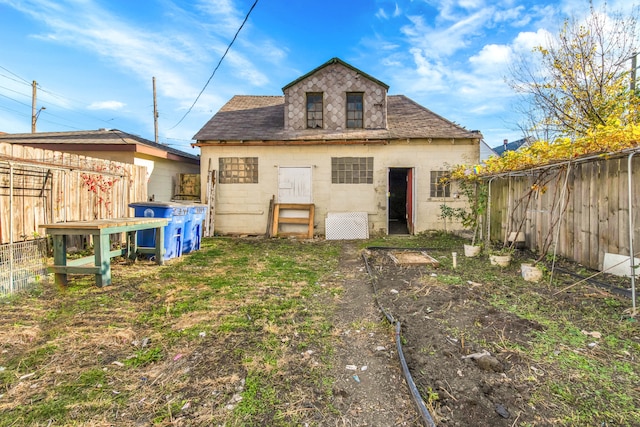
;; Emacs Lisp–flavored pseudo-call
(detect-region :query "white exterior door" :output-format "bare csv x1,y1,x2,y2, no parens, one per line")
278,167,312,203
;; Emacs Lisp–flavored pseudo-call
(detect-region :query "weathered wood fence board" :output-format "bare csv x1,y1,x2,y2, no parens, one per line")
0,142,147,245
486,153,640,271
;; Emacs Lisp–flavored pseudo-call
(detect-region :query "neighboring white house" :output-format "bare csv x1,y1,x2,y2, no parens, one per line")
193,57,482,236
0,129,200,202
480,140,497,161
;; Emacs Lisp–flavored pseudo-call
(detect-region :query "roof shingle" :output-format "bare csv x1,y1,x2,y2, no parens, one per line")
193,95,480,142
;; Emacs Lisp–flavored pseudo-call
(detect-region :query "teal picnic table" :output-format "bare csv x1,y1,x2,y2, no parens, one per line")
40,217,169,287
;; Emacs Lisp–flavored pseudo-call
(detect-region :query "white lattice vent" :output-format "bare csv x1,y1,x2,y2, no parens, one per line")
325,212,369,240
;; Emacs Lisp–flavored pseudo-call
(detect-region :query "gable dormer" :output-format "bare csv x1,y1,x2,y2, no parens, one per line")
282,58,389,132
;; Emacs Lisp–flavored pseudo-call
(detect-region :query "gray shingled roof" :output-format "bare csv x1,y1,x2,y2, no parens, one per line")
0,129,199,160
193,95,481,142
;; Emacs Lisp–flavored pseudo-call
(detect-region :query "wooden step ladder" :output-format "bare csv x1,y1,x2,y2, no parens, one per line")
271,203,314,239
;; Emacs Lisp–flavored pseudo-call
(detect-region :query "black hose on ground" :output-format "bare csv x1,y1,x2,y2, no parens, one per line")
362,249,437,427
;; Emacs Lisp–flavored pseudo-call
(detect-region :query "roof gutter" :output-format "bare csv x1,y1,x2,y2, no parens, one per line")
192,139,391,147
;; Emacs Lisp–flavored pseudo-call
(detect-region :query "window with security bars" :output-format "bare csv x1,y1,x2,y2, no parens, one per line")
331,157,373,184
430,171,451,197
307,92,323,128
219,157,258,184
346,92,363,128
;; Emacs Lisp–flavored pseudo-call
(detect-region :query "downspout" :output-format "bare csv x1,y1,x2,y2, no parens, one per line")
628,152,637,314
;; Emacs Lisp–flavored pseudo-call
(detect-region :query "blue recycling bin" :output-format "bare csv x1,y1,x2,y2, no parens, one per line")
129,202,188,260
174,202,207,254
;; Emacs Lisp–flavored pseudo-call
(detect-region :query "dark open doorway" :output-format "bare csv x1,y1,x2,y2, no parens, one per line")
388,168,412,235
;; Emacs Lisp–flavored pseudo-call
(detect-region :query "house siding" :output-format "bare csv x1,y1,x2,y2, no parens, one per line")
283,62,387,131
143,157,200,202
200,140,477,235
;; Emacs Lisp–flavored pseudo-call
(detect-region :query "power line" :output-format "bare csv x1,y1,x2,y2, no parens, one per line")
0,91,31,108
0,84,31,100
170,0,259,130
0,65,30,85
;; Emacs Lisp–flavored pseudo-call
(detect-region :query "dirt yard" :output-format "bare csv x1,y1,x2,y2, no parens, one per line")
352,243,639,426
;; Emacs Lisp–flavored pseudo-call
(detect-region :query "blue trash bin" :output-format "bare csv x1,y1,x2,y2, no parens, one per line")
187,204,207,253
129,202,188,260
174,202,207,254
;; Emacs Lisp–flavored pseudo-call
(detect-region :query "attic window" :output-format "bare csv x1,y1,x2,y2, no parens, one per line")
306,92,323,128
346,92,363,128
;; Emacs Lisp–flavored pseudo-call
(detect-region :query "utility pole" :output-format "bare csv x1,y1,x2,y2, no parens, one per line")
153,77,159,144
31,80,37,133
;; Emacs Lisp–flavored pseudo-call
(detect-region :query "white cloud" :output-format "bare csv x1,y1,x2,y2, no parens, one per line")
87,100,125,111
512,29,551,55
469,43,513,72
393,3,401,17
376,8,388,19
401,7,495,58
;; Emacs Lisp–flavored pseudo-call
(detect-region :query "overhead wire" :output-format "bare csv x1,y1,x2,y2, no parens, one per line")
0,68,125,131
0,65,30,85
170,0,259,130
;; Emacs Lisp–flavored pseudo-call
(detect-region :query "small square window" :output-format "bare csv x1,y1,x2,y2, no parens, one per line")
331,157,373,184
430,171,451,197
219,157,258,184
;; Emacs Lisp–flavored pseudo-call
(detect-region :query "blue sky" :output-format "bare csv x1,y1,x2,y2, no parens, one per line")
0,0,635,154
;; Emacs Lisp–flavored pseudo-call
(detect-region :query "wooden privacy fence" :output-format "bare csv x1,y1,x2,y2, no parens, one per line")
0,143,148,245
484,149,640,272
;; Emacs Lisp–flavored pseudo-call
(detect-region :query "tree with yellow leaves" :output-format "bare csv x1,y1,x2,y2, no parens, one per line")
509,2,640,141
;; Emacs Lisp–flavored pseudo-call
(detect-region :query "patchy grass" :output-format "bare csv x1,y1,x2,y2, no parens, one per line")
0,233,638,426
0,238,342,426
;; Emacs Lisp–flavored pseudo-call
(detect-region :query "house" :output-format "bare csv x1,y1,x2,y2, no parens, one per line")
0,129,200,202
492,137,533,156
480,140,497,161
193,57,481,236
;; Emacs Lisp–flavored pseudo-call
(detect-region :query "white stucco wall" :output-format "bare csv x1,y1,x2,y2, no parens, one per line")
199,140,478,236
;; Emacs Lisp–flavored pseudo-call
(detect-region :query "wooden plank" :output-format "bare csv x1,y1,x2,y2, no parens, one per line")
579,163,590,266
266,195,275,237
271,204,281,237
591,161,602,269
40,217,168,232
607,159,619,255
618,159,630,255
48,265,101,275
277,217,311,225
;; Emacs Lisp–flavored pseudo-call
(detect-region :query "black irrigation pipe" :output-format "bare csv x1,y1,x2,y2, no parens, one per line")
553,267,633,299
362,247,437,427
